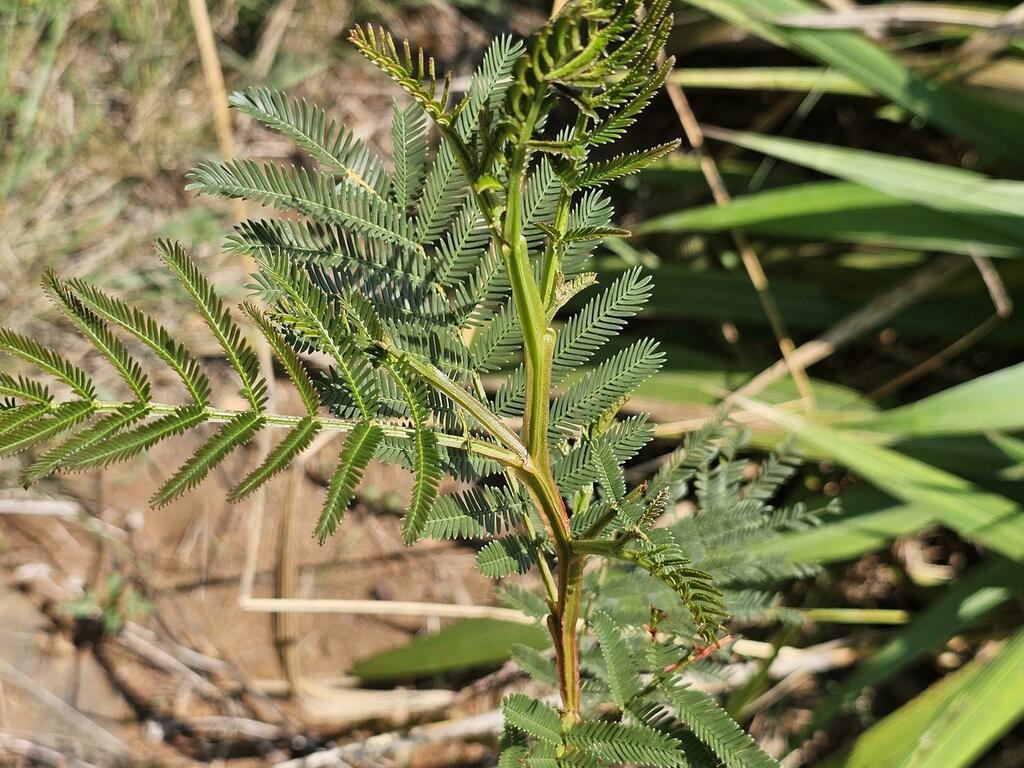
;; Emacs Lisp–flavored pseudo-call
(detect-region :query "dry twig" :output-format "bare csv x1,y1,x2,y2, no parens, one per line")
661,72,816,408
729,255,968,402
777,5,1017,31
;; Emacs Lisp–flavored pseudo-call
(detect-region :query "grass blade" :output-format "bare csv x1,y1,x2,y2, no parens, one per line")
745,401,1024,559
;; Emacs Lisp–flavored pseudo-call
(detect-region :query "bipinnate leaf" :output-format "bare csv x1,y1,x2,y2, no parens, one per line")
0,373,51,404
503,694,562,745
68,406,207,470
66,277,211,405
159,241,268,411
153,411,266,507
663,683,778,768
230,416,321,502
43,272,150,402
568,719,683,767
477,535,538,579
0,401,95,458
590,611,641,707
0,328,95,401
20,403,150,486
315,420,383,543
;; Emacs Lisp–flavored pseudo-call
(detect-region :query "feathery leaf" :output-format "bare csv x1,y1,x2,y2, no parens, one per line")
421,485,527,540
68,406,207,470
386,361,441,545
348,25,454,123
620,528,727,644
0,401,95,458
590,611,642,707
0,328,95,400
43,272,151,402
568,719,682,767
241,303,321,416
188,160,422,255
315,420,383,543
66,278,211,405
663,683,779,768
229,87,388,194
159,241,268,411
549,338,664,438
390,100,428,210
554,266,652,376
20,403,150,486
256,252,379,418
0,373,51,404
591,437,626,502
153,410,266,507
503,694,562,745
477,534,538,578
0,404,51,436
415,139,470,242
565,141,679,190
230,416,321,501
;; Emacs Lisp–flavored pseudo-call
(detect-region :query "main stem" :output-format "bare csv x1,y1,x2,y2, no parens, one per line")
501,100,584,720
445,94,585,718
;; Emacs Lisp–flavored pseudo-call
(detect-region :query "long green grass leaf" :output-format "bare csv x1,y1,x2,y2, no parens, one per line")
749,403,1024,559
703,127,1024,244
812,557,1024,733
856,362,1024,436
638,180,1023,258
685,0,1024,164
824,627,1024,768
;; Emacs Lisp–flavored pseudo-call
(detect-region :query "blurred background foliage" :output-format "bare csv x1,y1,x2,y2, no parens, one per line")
1,0,1023,766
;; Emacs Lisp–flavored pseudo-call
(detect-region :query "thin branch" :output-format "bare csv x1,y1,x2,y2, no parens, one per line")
947,2,1024,75
119,626,226,701
238,596,534,623
866,251,1012,401
818,0,884,39
661,73,816,408
273,708,507,767
252,0,297,79
729,255,968,402
187,0,245,221
0,733,98,768
0,657,130,758
777,5,1016,31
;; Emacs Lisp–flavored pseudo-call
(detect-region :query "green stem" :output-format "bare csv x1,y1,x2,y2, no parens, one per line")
439,89,584,718
522,513,560,609
539,113,588,307
572,538,619,556
550,554,585,718
472,373,559,609
91,400,523,466
398,351,528,461
502,94,592,719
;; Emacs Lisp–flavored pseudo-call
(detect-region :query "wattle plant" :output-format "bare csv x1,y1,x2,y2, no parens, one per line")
0,2,816,764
